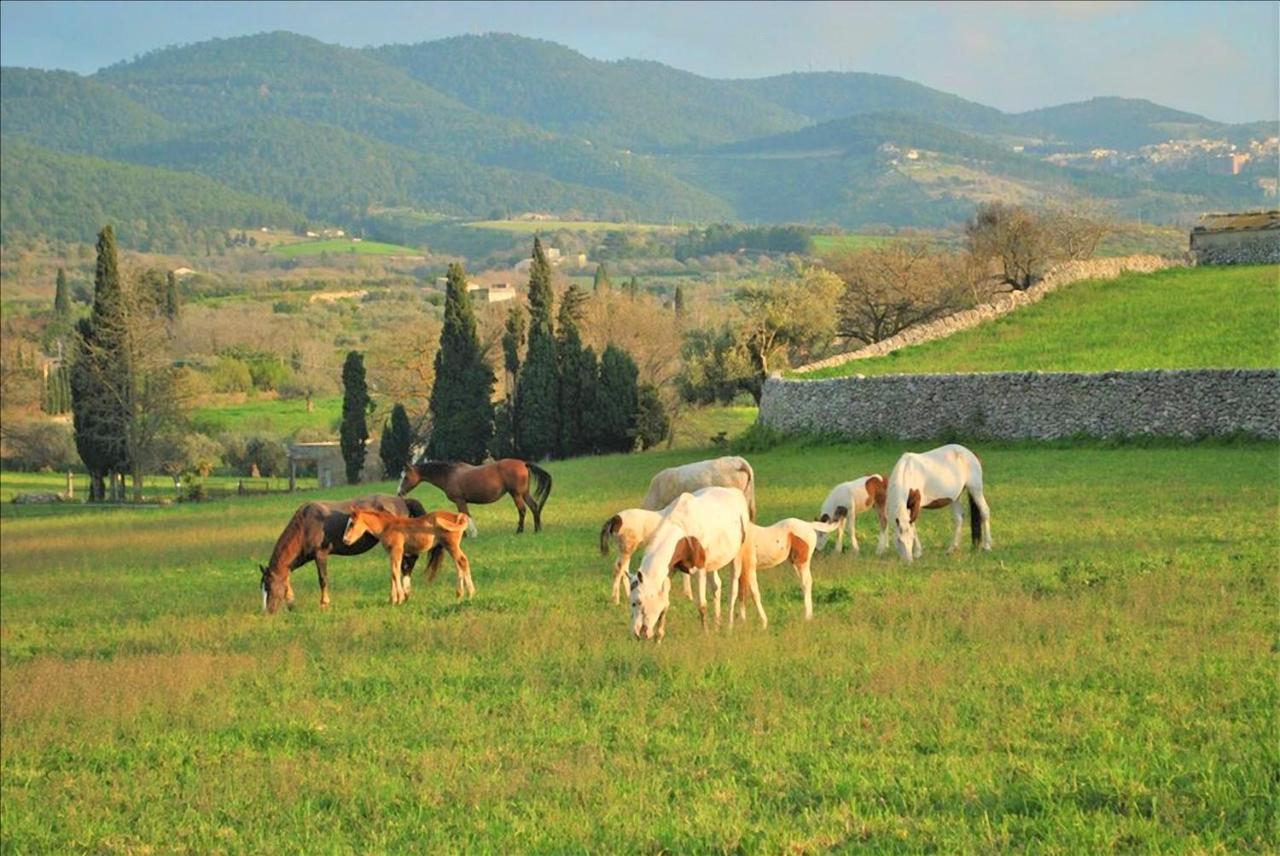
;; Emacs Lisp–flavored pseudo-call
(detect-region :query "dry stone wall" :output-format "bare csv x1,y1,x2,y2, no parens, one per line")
795,255,1183,374
759,369,1280,441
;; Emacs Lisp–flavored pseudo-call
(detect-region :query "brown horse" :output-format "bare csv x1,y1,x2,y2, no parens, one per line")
396,459,552,534
342,508,473,604
259,494,425,613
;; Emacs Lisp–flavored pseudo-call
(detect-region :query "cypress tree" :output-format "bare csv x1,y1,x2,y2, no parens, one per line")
340,351,372,484
556,284,597,457
635,383,671,450
514,238,560,460
674,284,685,318
380,403,414,478
626,276,640,299
594,345,640,454
71,226,130,501
592,263,612,294
499,305,526,454
164,270,181,320
54,268,70,317
427,263,494,463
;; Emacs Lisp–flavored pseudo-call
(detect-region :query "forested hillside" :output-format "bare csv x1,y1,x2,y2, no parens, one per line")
1,31,1273,250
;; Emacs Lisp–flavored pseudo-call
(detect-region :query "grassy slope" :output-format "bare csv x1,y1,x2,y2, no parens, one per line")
190,395,344,438
1,440,1275,852
804,265,1280,378
811,234,895,256
464,219,678,234
271,239,422,258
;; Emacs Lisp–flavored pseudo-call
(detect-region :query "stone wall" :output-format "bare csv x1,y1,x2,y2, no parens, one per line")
1190,229,1280,265
795,254,1184,374
758,369,1280,441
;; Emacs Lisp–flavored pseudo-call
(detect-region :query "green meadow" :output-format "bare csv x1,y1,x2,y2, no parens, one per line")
801,264,1280,378
465,219,678,234
811,233,897,257
2,440,1275,852
190,395,344,438
271,239,422,258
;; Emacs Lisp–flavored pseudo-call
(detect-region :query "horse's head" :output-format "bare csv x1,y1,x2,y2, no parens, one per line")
396,465,422,497
259,562,291,614
630,531,700,641
342,511,370,546
892,489,922,563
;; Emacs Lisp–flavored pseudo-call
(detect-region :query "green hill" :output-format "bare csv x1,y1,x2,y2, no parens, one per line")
802,265,1280,378
0,139,300,251
371,34,805,151
0,67,177,155
1015,97,1227,149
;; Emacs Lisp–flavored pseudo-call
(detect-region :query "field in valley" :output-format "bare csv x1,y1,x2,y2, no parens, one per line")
270,239,423,259
2,439,1276,852
801,264,1279,378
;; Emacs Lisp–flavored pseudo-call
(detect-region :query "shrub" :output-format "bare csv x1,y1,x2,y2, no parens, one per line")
1,419,77,471
220,433,288,477
210,356,253,393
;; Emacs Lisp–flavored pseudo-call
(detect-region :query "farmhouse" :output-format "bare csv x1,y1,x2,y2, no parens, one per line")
466,282,517,304
1189,210,1280,265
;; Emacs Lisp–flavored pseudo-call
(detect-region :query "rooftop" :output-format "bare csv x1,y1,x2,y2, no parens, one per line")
1192,210,1280,233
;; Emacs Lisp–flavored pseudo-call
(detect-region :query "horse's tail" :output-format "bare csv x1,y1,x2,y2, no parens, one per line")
969,492,983,547
527,463,553,513
426,544,446,582
600,514,622,556
739,458,756,522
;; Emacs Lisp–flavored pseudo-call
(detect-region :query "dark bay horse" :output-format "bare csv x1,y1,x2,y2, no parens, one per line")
259,494,425,613
396,459,552,534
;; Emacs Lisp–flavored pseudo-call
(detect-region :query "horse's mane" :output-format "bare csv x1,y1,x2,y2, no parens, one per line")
267,504,312,572
415,460,463,480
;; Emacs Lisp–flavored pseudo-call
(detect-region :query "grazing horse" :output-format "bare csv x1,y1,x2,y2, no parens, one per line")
815,475,888,555
629,486,759,642
750,517,843,620
397,458,552,534
342,508,473,605
885,444,992,563
599,507,695,605
259,495,425,613
642,456,757,521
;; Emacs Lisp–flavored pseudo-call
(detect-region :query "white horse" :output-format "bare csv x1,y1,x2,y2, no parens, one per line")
749,518,842,620
629,486,760,641
815,475,888,555
885,444,992,563
642,456,756,521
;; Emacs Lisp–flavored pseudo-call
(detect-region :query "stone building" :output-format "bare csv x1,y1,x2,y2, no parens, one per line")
1189,210,1280,264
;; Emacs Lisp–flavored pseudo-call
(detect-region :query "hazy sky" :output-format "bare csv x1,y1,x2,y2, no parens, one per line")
1,1,1276,123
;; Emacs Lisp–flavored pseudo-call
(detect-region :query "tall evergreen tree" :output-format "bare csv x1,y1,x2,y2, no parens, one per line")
515,238,560,460
427,263,494,462
379,403,414,478
674,284,685,318
626,276,640,299
556,283,597,457
593,345,640,454
164,270,181,320
499,305,526,454
71,226,130,501
340,351,372,484
54,267,70,317
592,263,612,294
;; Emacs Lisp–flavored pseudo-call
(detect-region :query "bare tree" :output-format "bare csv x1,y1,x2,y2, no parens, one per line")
829,243,975,345
966,201,1112,291
1044,201,1113,261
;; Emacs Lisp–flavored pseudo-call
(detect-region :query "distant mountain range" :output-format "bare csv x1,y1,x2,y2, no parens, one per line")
2,31,1274,251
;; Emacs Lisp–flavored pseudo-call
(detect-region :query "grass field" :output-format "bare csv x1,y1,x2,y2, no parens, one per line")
2,439,1275,852
191,395,344,439
465,219,678,234
811,234,896,256
802,264,1280,378
271,239,422,258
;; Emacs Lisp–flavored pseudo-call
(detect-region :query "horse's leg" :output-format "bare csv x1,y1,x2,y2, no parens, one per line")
973,487,993,551
875,504,890,557
449,542,474,598
454,498,478,538
612,544,631,605
728,559,741,629
848,512,860,555
798,558,814,621
511,491,527,534
835,517,845,553
527,488,542,533
711,570,722,628
947,502,964,554
697,568,709,631
681,572,693,602
389,545,405,605
316,552,331,609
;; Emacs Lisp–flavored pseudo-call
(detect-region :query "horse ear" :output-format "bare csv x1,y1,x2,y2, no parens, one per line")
907,489,921,524
835,505,848,522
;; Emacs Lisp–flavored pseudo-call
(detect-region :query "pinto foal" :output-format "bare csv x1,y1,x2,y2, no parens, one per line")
342,508,473,604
